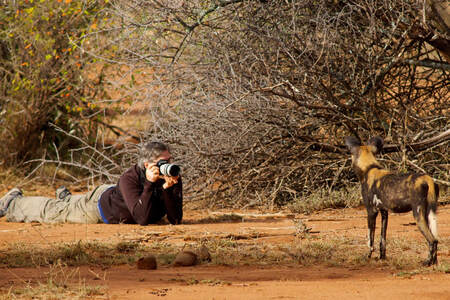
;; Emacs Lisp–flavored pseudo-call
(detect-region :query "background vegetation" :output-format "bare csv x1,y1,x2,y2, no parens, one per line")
1,0,449,208
0,0,117,178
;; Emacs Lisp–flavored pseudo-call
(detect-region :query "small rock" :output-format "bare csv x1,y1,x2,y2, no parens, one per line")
173,251,197,267
137,255,157,270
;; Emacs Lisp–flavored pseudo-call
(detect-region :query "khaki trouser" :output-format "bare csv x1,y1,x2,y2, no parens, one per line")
6,184,114,224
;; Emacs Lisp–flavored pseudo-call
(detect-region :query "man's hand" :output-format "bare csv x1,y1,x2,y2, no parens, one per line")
145,165,160,183
144,161,179,188
163,175,179,189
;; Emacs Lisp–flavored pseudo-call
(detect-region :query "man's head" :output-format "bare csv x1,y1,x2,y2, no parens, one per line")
138,141,172,169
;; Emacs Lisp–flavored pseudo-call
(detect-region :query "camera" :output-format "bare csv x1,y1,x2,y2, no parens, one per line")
156,160,181,177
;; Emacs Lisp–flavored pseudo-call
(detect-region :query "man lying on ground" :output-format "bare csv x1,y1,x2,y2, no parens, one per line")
0,141,182,225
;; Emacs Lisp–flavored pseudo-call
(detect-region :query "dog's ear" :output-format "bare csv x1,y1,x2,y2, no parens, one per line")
367,136,383,154
345,136,361,154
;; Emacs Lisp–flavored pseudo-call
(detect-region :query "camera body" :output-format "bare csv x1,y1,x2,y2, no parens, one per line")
156,160,181,177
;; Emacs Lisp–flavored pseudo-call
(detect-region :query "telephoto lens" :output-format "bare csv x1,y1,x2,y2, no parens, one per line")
156,160,181,177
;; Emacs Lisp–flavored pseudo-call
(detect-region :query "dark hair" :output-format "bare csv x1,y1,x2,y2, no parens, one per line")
138,141,170,168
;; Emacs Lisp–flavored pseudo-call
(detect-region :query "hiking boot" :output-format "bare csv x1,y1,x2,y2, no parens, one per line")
0,188,22,217
56,186,71,201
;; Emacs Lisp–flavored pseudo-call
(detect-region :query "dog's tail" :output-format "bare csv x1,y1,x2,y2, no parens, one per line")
424,178,439,239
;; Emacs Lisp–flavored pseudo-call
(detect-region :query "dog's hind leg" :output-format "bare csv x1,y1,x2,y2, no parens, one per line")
413,205,438,266
379,209,388,259
367,210,378,258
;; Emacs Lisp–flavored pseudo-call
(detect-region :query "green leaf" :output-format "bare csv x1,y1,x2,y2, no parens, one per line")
25,7,35,15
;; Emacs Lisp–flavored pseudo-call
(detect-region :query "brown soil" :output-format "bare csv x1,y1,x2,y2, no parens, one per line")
1,205,449,299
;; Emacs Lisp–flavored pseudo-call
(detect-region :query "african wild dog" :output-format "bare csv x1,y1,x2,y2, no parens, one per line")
345,136,439,266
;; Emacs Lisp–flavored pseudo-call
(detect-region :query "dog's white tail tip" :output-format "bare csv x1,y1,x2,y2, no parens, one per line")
428,210,438,239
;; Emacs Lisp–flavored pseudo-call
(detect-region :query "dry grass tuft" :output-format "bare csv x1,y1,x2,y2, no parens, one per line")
288,185,361,214
0,262,106,299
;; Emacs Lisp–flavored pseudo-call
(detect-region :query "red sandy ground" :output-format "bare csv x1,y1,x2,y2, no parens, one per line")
0,204,449,299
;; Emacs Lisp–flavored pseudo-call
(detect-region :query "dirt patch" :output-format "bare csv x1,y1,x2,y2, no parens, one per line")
3,264,449,299
1,205,449,299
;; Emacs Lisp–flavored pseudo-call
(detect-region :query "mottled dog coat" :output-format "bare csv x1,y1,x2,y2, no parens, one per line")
345,136,439,265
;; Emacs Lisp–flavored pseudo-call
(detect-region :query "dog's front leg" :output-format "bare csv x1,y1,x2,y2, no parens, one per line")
367,210,378,258
379,209,388,259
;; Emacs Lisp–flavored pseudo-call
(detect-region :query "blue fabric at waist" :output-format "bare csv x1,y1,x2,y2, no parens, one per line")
97,188,113,224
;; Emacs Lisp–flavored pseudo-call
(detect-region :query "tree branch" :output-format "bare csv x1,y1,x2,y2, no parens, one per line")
400,58,450,70
382,129,450,153
171,0,245,65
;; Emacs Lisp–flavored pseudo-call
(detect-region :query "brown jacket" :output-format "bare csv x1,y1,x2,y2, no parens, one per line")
99,164,182,225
